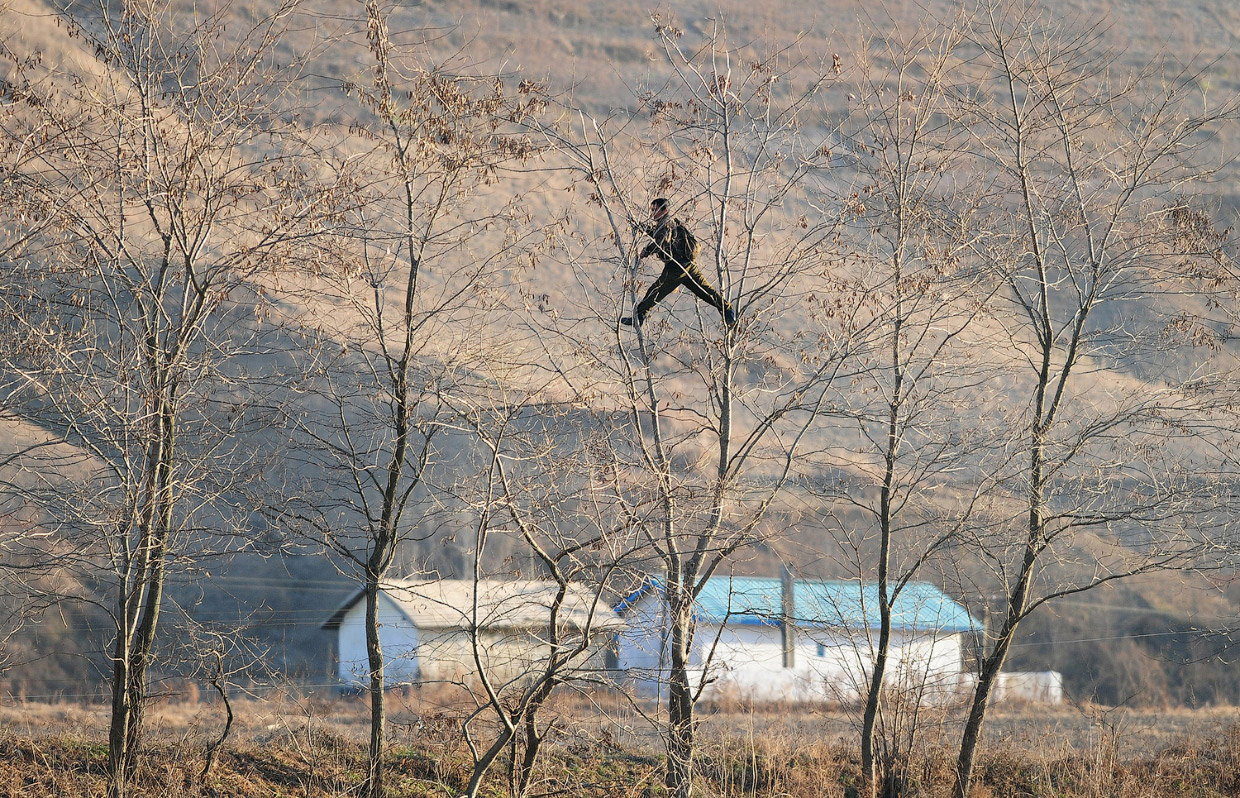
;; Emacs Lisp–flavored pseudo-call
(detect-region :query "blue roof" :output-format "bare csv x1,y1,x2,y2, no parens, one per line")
615,576,979,634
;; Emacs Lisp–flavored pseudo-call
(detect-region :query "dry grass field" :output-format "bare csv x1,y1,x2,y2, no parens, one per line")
2,692,1240,797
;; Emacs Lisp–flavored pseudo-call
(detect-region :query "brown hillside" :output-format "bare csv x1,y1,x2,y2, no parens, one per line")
1,0,1239,708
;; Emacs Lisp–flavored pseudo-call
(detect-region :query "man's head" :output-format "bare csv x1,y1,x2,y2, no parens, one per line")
651,197,671,221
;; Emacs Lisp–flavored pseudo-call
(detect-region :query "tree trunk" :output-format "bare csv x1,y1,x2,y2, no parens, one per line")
861,383,900,798
106,554,165,797
954,527,1038,798
465,680,556,798
122,404,175,777
512,709,543,798
364,577,386,798
953,648,1004,798
665,595,696,798
108,412,174,798
122,568,164,777
106,607,133,798
463,721,513,798
859,619,891,798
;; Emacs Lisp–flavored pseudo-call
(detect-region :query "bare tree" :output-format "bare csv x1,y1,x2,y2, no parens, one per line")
945,4,1240,796
274,5,542,796
531,17,858,797
435,383,638,798
827,13,999,797
161,621,267,786
0,0,326,794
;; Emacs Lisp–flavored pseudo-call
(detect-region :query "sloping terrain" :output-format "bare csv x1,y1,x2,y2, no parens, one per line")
2,0,1240,706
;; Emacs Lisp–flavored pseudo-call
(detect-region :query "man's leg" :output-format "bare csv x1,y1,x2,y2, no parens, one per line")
630,266,683,324
679,263,736,324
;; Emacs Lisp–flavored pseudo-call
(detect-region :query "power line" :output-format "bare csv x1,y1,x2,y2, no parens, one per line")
1008,628,1227,650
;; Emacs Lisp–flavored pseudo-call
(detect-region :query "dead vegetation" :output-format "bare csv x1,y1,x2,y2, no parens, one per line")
2,696,1239,797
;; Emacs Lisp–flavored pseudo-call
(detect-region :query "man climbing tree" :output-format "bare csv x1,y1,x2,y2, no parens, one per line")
622,198,736,328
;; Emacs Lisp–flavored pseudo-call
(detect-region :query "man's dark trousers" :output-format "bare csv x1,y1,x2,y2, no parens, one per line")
634,260,733,324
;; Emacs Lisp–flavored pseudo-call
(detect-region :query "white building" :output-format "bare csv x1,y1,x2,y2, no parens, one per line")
994,671,1065,704
613,575,980,704
323,577,623,688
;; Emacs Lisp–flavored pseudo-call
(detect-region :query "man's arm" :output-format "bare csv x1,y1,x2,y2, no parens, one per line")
640,223,674,261
637,221,656,259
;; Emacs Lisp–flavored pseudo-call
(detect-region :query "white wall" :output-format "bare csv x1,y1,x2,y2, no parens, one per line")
336,592,421,687
614,593,669,690
616,595,965,704
413,627,566,686
705,626,963,704
698,623,815,702
995,671,1064,704
337,594,614,689
799,628,964,704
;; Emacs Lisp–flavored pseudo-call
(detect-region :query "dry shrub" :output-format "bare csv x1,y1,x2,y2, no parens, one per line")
913,744,959,796
698,731,854,798
0,735,200,798
974,743,1058,798
7,700,1240,798
970,721,1240,798
1140,722,1240,797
